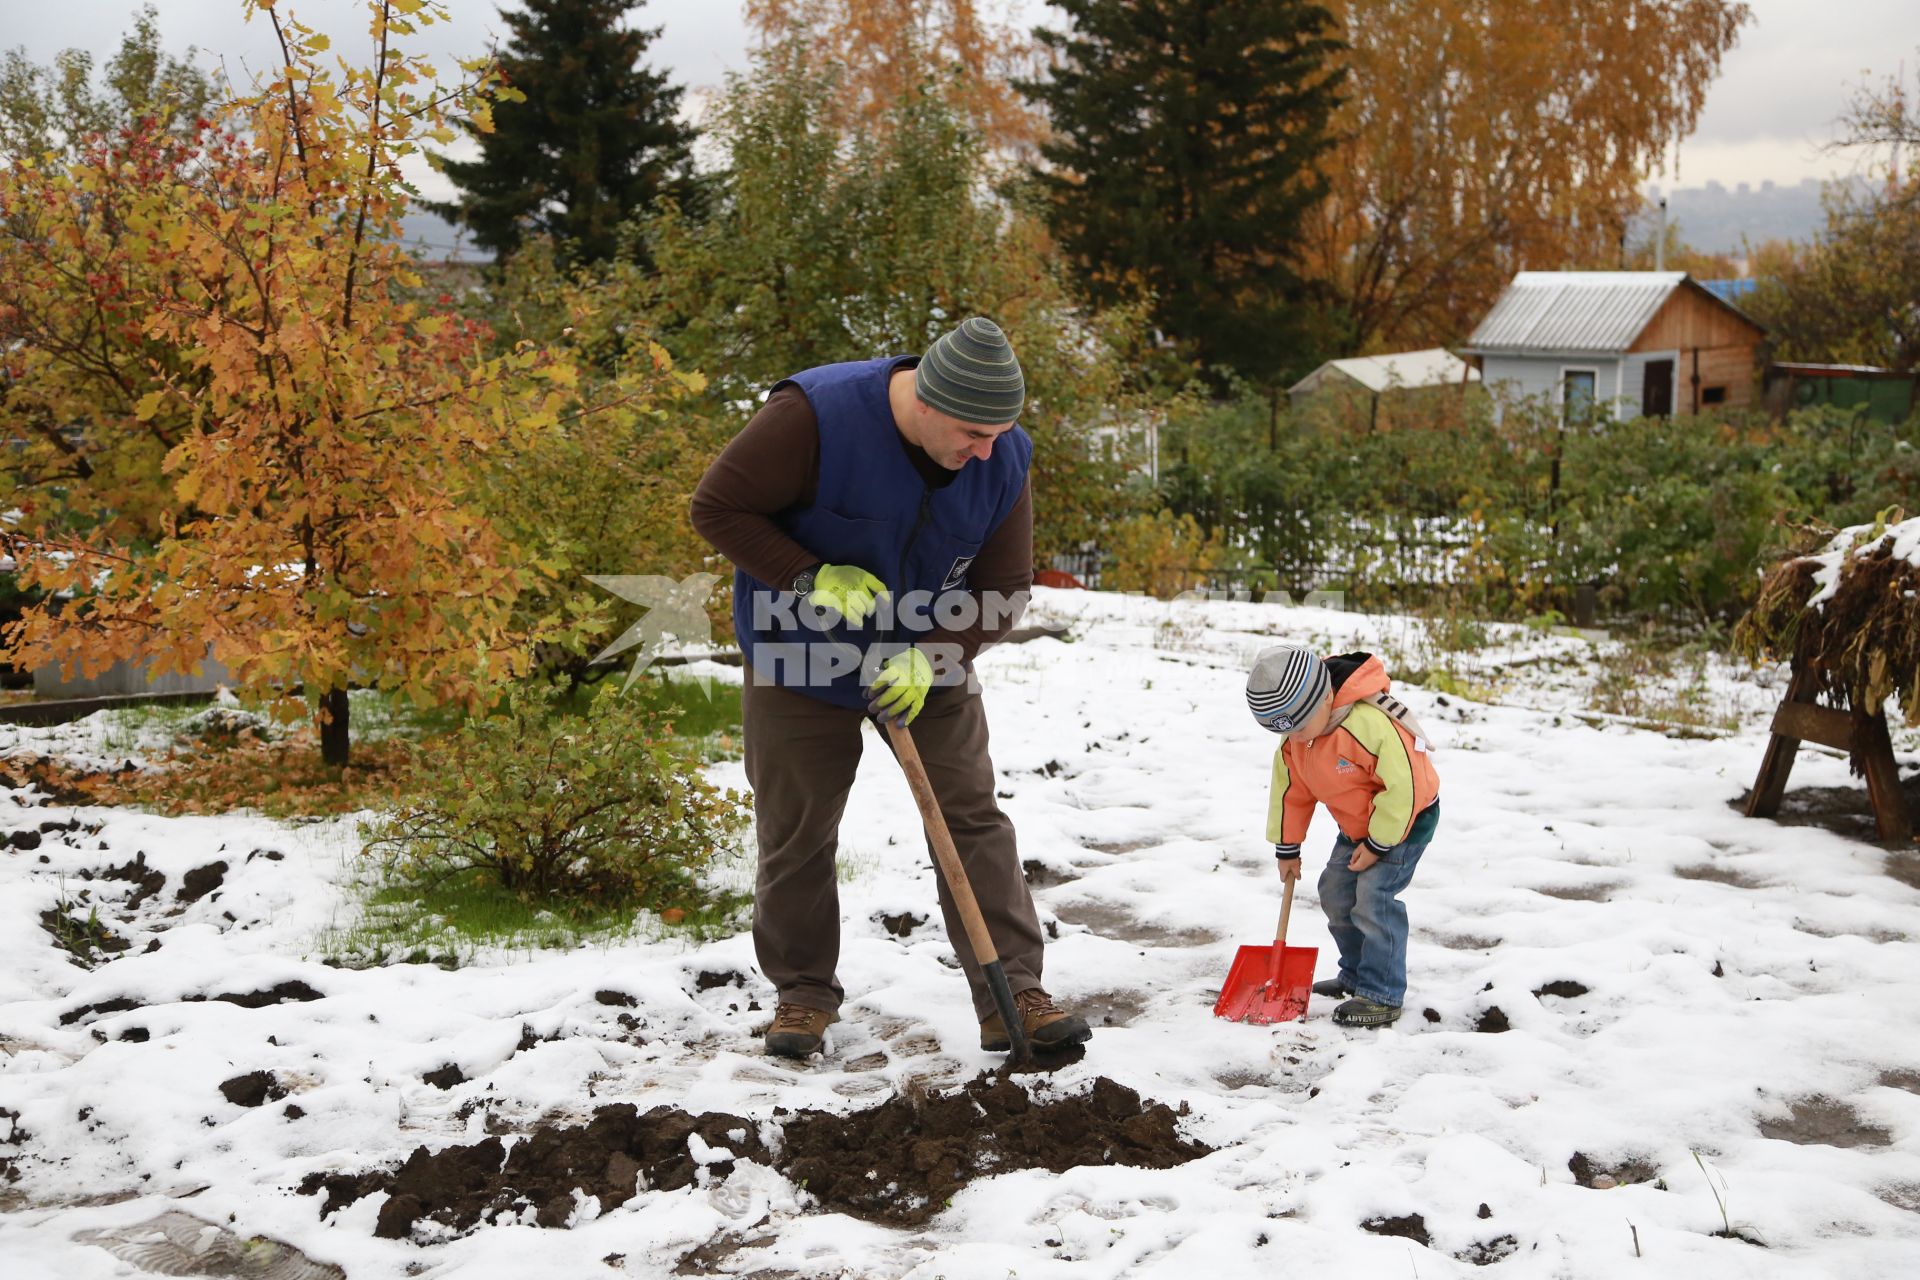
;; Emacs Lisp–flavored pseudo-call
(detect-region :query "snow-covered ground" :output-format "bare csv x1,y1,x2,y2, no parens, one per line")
4,588,1920,1278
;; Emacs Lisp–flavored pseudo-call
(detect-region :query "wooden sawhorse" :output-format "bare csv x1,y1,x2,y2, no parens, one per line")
1746,662,1913,843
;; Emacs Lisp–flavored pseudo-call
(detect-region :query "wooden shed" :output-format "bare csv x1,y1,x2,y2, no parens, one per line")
1461,272,1767,422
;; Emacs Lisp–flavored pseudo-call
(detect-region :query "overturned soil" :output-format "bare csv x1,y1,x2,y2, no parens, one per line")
303,1104,768,1238
1361,1213,1429,1246
780,1074,1207,1225
302,1074,1208,1238
1569,1151,1660,1188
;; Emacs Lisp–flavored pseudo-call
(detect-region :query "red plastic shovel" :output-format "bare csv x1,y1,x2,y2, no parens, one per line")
1213,876,1317,1024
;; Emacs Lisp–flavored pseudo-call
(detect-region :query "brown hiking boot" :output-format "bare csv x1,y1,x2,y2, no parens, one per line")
979,988,1093,1053
765,1003,836,1058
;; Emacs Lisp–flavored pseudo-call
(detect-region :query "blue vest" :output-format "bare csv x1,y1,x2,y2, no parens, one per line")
732,356,1032,709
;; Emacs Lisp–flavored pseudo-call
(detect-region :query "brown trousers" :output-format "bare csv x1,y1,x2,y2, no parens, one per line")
741,673,1045,1021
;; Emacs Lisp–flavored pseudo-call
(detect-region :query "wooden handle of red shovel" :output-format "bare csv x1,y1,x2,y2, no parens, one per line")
883,720,1031,1062
1276,875,1295,949
1265,876,1296,987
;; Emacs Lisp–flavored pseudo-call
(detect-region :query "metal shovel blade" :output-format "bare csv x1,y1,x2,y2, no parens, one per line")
1213,942,1317,1024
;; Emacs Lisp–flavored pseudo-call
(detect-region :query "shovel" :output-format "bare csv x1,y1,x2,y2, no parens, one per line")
883,720,1032,1064
1213,875,1317,1024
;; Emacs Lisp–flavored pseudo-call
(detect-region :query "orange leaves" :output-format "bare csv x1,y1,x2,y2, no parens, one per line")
1304,0,1752,353
0,2,562,767
743,0,1043,155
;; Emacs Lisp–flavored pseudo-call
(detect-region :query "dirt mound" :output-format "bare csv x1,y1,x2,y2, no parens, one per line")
301,1075,1208,1238
96,854,166,908
778,1074,1208,1226
1361,1213,1429,1245
1568,1151,1659,1188
220,1071,289,1108
177,860,228,902
0,1106,28,1187
302,1104,767,1238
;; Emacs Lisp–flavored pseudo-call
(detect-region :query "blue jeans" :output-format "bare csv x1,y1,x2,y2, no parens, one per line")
1316,800,1439,1007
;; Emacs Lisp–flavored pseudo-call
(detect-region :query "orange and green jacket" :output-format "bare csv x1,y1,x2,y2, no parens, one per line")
1268,653,1440,858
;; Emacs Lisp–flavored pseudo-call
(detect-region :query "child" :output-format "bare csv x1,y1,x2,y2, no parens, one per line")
1245,647,1440,1028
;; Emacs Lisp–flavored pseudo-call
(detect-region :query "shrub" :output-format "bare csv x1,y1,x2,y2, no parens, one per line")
1103,509,1227,598
1152,387,1920,623
361,680,748,910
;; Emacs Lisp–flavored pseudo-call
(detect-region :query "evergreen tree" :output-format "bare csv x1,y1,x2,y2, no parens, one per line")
430,0,696,265
1017,0,1344,388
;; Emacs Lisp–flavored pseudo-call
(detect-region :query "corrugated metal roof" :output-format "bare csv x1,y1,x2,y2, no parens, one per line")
1290,348,1477,396
1464,272,1686,355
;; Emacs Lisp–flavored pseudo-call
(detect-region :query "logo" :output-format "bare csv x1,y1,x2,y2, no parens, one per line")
941,554,975,590
586,573,722,694
1336,757,1356,772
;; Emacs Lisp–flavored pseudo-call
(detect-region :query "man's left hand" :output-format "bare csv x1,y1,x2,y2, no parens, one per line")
1348,845,1382,873
867,647,934,726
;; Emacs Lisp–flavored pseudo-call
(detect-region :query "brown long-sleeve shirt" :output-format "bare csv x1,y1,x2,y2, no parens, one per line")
690,382,1032,664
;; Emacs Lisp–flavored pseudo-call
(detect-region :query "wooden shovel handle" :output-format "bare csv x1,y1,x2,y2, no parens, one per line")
1276,875,1295,949
884,720,1000,967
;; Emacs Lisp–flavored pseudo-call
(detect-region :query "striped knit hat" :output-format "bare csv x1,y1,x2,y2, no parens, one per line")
915,317,1025,425
1246,646,1330,734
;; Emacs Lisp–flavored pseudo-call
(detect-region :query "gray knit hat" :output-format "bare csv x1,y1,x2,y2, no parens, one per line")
915,317,1025,425
1246,646,1330,734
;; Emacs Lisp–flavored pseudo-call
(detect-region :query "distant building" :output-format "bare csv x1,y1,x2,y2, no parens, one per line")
1288,348,1479,426
1461,271,1767,423
1763,363,1919,424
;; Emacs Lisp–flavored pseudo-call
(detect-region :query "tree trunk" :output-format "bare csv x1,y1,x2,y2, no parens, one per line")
320,686,350,768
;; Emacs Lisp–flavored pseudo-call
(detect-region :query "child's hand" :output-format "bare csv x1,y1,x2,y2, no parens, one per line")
1278,858,1302,883
1347,846,1381,873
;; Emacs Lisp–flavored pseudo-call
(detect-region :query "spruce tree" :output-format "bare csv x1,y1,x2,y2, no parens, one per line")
1017,0,1345,387
430,0,696,265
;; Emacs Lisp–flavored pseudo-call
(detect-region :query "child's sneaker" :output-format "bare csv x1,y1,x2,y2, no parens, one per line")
1333,997,1402,1028
1311,978,1351,999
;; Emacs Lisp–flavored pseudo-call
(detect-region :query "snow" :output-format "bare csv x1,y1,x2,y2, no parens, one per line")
1806,514,1920,608
5,588,1920,1278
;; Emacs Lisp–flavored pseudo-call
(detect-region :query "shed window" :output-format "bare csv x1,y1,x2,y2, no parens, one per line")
1701,386,1727,405
1562,369,1598,422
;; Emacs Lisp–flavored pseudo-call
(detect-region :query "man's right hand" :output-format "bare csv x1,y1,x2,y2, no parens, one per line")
1278,857,1302,884
809,563,889,626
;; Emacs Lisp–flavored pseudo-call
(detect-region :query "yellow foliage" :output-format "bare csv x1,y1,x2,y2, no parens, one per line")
0,0,646,764
1103,510,1227,600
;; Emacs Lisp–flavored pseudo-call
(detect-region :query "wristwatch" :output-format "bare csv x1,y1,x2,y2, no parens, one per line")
791,565,818,596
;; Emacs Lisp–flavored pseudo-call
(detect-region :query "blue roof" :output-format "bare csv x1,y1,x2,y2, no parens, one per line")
1700,278,1757,303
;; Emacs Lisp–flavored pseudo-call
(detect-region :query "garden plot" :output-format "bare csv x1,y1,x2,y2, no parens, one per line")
4,587,1920,1279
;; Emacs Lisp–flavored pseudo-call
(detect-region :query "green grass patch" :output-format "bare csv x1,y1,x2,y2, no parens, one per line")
320,866,752,968
551,669,743,762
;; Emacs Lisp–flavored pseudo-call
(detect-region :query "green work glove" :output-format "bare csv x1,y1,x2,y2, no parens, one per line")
867,647,934,726
808,563,889,626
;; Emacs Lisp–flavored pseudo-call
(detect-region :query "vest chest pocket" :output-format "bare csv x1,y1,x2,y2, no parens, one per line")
789,508,895,578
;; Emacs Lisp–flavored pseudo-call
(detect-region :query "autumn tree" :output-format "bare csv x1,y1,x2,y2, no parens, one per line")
1742,62,1920,373
1018,0,1346,390
0,8,221,543
1302,0,1750,354
0,4,214,165
613,41,1147,560
742,0,1043,155
0,0,664,766
1835,54,1920,160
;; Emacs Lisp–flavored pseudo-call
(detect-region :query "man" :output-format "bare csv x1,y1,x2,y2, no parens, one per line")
690,317,1091,1059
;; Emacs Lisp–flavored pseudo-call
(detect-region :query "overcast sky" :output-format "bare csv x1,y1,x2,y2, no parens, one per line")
6,0,1911,195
